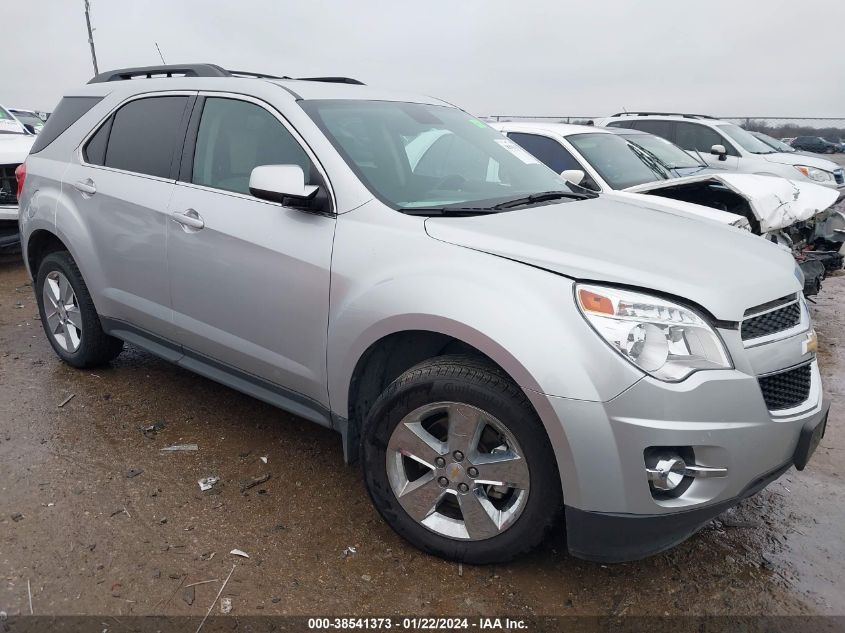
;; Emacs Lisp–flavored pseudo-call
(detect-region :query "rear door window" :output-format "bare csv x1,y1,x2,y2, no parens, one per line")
102,96,190,178
83,116,112,165
629,119,674,141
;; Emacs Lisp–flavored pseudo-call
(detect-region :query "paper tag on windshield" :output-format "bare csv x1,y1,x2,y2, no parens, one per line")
0,119,23,133
495,138,541,165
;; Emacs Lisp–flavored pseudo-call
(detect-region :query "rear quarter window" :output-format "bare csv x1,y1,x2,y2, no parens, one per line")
30,97,103,154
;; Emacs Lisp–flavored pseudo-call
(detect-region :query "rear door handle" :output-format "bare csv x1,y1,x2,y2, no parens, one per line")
171,209,205,230
73,179,97,195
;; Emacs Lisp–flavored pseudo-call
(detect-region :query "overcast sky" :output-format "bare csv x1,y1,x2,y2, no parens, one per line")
4,0,844,118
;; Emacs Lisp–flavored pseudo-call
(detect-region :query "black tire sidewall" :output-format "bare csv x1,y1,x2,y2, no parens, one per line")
362,362,561,564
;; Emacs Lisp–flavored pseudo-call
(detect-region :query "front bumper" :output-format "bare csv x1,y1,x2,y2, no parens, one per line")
565,402,828,562
543,340,825,561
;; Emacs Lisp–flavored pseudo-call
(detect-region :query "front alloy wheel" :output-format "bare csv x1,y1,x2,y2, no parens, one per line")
363,355,562,564
387,402,530,541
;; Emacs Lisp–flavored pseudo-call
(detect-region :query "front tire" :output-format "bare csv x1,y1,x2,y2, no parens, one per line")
35,251,124,368
362,355,562,564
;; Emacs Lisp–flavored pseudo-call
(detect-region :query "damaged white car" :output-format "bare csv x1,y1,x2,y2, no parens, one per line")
1,103,36,252
492,122,841,295
611,126,845,265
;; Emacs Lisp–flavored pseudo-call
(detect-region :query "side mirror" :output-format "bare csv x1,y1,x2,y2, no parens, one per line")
560,169,585,185
23,123,37,135
710,144,728,161
249,165,319,204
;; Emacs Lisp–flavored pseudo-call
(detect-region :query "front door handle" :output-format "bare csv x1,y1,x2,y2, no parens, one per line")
73,179,97,195
171,209,205,230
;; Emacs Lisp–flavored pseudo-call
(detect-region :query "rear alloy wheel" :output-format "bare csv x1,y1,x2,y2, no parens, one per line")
363,355,561,564
42,270,82,353
35,251,124,367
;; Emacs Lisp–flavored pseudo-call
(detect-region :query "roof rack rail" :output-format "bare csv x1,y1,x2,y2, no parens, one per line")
609,111,718,120
88,64,366,86
297,76,365,85
88,63,230,84
227,70,284,79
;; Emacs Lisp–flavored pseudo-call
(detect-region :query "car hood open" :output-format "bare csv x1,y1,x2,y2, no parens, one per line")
0,134,35,164
625,173,838,233
425,197,800,321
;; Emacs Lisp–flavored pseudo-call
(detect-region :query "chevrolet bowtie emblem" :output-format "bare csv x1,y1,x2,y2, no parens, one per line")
802,331,818,355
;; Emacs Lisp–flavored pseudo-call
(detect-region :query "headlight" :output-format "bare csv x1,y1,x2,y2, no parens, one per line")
575,284,732,382
794,165,834,183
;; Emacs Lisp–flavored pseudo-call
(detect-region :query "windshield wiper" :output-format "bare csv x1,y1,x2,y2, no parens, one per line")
629,144,672,180
400,190,595,216
399,207,502,217
490,190,595,210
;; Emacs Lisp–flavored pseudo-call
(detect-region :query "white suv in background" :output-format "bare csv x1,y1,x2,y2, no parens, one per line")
599,112,845,191
0,103,36,251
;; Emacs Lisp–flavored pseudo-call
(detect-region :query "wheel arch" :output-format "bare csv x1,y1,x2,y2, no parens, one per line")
26,229,70,279
340,323,581,523
337,319,568,474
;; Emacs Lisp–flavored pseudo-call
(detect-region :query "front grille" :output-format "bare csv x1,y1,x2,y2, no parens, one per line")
834,169,844,186
758,363,812,411
741,297,801,341
0,164,19,206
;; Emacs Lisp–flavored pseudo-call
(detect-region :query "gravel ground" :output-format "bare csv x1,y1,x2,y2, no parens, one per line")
0,256,843,618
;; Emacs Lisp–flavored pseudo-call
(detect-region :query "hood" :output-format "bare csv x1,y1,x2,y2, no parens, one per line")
626,173,838,233
602,190,743,226
762,151,840,171
0,134,35,164
425,197,800,321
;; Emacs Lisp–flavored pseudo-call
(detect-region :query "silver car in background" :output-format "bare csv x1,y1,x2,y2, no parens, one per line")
16,64,828,563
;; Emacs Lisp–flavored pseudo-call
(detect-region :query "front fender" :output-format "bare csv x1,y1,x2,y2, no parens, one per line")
326,202,643,419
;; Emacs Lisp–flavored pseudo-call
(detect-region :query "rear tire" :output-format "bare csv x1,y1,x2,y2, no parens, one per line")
362,355,562,564
35,251,123,368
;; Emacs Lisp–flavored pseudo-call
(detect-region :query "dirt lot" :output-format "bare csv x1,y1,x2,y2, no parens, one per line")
0,255,843,618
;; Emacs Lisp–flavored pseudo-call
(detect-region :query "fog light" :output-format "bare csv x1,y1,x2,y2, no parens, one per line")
647,456,687,491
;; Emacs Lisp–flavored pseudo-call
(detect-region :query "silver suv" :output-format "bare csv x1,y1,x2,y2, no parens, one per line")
17,65,828,563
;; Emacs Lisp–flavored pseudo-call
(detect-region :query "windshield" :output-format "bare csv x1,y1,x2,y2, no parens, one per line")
566,132,669,189
0,106,26,135
717,124,776,154
752,131,795,153
620,133,702,169
301,100,572,210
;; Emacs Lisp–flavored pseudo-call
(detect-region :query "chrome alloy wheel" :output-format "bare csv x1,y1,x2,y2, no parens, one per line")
386,402,530,541
42,271,82,353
